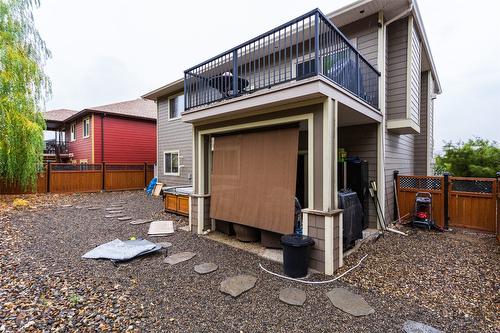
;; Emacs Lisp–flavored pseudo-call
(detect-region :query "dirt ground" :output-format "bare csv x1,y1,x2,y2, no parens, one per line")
0,191,498,332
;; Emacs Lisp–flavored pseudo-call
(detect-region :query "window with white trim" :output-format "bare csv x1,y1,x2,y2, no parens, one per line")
168,95,184,120
164,151,179,175
83,117,90,138
70,123,76,141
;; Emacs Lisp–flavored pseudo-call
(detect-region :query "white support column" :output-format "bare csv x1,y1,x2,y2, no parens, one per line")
188,196,192,232
197,132,205,235
377,10,387,224
333,100,338,209
324,215,334,275
197,196,203,234
323,98,338,276
322,97,335,211
338,212,344,268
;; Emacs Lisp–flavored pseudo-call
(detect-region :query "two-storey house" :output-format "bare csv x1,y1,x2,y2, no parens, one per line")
143,0,441,275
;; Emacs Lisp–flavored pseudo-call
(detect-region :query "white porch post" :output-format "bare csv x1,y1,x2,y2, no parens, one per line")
323,98,338,275
197,132,205,235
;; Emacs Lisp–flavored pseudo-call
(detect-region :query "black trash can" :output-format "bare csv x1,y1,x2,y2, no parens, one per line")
280,234,315,278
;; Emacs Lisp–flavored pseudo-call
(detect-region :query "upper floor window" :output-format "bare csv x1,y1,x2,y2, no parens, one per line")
83,117,90,138
168,94,184,120
70,123,76,141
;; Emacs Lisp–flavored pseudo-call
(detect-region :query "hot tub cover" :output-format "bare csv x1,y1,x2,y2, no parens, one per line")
82,239,160,261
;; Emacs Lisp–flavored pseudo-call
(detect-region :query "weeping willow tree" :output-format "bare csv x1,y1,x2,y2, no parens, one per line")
0,0,51,189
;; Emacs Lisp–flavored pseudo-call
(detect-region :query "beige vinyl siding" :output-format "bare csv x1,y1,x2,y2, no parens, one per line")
414,71,428,175
338,124,377,228
408,21,421,126
384,132,415,220
340,14,379,69
386,18,408,121
157,95,193,186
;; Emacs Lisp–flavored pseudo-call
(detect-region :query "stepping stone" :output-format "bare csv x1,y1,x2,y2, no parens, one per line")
326,288,374,317
106,207,124,211
148,220,174,236
75,206,83,209
403,320,443,333
61,204,73,208
88,207,101,211
130,219,153,225
219,275,257,298
105,214,126,218
117,216,132,221
107,210,123,214
164,252,196,265
156,242,172,249
279,288,306,306
194,263,218,275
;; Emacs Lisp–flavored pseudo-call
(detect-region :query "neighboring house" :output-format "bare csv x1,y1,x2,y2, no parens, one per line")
143,0,441,275
43,98,157,164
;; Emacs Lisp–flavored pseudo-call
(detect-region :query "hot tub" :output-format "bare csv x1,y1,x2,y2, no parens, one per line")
162,186,193,216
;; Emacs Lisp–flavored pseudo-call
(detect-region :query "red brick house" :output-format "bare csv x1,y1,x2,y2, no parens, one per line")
43,99,157,164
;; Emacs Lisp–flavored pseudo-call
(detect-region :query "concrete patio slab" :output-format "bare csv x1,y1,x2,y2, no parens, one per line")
148,220,174,236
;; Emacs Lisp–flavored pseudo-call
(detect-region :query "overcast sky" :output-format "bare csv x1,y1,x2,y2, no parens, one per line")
34,0,500,150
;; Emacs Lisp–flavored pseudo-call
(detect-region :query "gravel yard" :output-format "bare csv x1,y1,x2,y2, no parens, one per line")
0,191,498,332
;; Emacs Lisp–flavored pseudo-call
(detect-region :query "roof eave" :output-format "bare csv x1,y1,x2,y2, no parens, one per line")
409,0,442,94
142,78,184,100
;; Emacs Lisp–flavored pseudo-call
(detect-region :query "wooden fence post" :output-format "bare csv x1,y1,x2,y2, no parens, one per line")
46,161,51,193
144,162,147,187
443,172,450,230
496,172,500,240
102,162,106,192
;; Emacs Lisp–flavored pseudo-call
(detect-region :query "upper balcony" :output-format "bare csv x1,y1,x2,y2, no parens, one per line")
184,9,380,113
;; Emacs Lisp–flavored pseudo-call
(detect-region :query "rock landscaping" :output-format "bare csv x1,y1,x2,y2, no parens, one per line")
0,191,497,332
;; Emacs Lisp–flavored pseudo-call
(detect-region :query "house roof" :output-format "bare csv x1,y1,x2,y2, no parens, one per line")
44,99,157,129
42,109,78,122
327,0,442,94
142,78,184,101
83,98,157,120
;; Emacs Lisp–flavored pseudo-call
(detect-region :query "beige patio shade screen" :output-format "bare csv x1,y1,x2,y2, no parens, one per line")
210,127,299,234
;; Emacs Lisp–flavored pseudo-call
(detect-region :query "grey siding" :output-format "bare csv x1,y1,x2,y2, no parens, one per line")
384,132,415,220
340,14,379,69
409,22,421,126
414,71,429,175
338,124,377,228
157,95,193,186
386,18,408,121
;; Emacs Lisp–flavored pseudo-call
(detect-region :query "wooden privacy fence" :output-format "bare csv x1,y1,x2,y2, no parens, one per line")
0,169,48,194
0,163,155,194
396,172,499,234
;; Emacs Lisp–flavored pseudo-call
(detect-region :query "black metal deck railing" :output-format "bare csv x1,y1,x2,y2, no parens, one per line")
184,9,380,111
44,140,69,155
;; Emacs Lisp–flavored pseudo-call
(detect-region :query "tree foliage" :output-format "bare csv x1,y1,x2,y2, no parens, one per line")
435,138,500,178
0,0,50,188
